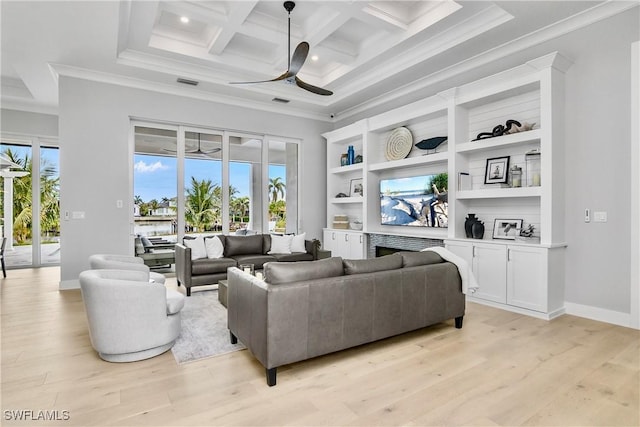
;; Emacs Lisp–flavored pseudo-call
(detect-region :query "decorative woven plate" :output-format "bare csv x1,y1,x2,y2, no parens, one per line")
385,127,413,161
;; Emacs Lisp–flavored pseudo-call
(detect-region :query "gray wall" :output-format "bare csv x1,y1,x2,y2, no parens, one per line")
58,78,329,286
334,8,639,318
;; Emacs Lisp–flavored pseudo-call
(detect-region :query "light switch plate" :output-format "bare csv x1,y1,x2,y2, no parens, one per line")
584,208,590,222
594,211,607,222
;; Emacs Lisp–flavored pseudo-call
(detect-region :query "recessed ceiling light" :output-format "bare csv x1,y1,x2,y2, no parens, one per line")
311,55,319,61
180,16,189,24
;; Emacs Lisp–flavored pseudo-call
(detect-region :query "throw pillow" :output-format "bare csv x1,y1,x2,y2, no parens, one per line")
205,236,224,259
290,232,306,253
268,234,293,254
184,236,207,260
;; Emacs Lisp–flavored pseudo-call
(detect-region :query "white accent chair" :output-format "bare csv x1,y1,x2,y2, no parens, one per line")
89,254,166,285
78,269,184,362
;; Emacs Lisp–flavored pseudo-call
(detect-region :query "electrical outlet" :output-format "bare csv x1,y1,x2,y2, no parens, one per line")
116,200,123,208
584,208,590,223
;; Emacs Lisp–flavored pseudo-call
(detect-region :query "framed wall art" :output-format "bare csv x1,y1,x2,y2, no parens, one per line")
484,156,510,184
492,218,523,240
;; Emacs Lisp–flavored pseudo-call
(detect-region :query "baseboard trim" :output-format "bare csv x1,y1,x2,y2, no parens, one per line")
564,302,631,328
59,279,80,290
466,297,562,321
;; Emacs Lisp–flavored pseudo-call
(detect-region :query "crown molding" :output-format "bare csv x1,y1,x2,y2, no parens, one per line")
50,63,332,123
336,0,638,122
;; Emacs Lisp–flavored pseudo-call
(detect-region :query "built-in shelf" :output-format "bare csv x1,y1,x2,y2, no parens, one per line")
330,197,364,204
330,163,364,174
456,129,541,153
368,151,448,172
457,187,541,199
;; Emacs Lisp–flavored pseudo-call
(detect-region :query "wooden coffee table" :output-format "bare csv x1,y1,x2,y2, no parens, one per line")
218,280,228,308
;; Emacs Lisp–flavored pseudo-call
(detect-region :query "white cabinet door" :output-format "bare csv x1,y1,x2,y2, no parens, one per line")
322,229,337,255
472,243,507,304
507,246,547,312
445,241,473,265
345,232,365,259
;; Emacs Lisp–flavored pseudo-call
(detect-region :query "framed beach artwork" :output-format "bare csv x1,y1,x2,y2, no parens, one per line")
350,178,363,197
484,156,510,184
492,218,523,240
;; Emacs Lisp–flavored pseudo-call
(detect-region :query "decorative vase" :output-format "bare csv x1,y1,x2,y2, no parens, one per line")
472,221,485,239
464,214,477,238
347,145,355,165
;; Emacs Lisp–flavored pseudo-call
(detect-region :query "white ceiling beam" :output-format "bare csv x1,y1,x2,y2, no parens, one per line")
208,1,259,55
330,2,406,34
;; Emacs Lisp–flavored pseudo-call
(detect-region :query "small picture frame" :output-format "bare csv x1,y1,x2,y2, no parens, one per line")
492,219,523,240
349,178,363,197
484,156,510,184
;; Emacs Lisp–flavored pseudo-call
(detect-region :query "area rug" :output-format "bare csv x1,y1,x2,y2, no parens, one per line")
171,289,245,364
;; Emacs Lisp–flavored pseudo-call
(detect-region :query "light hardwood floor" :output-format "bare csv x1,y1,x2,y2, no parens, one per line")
1,267,638,426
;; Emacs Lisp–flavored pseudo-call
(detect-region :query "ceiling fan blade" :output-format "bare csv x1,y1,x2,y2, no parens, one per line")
230,71,289,85
289,42,309,75
295,76,333,96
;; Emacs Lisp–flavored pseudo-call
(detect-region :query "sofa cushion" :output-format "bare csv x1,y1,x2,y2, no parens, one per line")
191,257,237,275
224,234,264,257
265,257,344,285
398,250,444,267
268,234,293,254
231,254,277,269
343,253,403,275
271,252,314,262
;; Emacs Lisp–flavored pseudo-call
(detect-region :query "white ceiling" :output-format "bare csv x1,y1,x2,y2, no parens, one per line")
1,1,636,122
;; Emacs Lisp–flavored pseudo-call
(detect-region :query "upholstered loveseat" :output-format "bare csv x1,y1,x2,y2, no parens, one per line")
175,233,319,296
227,251,466,386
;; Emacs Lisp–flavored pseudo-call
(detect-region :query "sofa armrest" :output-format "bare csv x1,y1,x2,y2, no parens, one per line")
305,239,320,260
175,244,192,287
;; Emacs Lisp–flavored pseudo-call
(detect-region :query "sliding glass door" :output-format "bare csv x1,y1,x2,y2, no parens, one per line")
1,138,60,268
132,122,299,246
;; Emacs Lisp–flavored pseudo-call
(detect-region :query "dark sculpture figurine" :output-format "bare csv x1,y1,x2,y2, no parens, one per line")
473,119,521,141
415,136,447,153
335,192,348,198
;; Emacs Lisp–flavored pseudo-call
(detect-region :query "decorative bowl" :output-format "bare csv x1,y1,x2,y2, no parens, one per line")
350,222,363,230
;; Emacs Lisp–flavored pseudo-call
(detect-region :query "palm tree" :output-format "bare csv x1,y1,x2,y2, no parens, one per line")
268,177,286,203
231,196,250,223
1,148,60,244
185,177,219,232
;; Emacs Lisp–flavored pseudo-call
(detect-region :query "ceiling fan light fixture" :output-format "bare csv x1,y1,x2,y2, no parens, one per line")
229,1,333,96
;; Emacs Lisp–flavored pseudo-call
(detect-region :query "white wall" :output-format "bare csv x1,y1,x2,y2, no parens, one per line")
0,109,58,138
58,78,329,287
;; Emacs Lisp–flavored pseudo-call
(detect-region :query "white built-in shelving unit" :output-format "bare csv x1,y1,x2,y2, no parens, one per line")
322,52,571,318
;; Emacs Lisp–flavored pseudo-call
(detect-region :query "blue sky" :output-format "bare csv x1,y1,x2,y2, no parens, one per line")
1,144,59,175
134,154,285,202
380,175,434,195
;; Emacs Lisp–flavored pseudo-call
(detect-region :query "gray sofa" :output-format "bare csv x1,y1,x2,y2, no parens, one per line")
175,234,319,296
227,251,465,386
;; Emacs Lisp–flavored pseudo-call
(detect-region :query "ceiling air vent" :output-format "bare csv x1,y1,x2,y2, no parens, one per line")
272,97,290,104
177,77,199,86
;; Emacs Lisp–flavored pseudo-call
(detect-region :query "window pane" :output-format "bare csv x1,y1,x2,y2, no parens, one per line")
134,126,178,242
184,131,222,235
229,135,262,233
268,140,298,234
40,146,60,265
0,143,33,266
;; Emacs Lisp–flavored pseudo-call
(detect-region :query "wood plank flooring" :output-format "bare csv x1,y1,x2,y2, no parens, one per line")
1,267,638,426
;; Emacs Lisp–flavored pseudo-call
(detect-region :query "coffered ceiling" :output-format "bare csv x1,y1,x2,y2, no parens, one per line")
1,1,636,122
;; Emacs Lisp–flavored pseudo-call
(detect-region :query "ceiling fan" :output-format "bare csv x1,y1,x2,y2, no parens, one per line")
163,133,221,157
230,1,333,96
